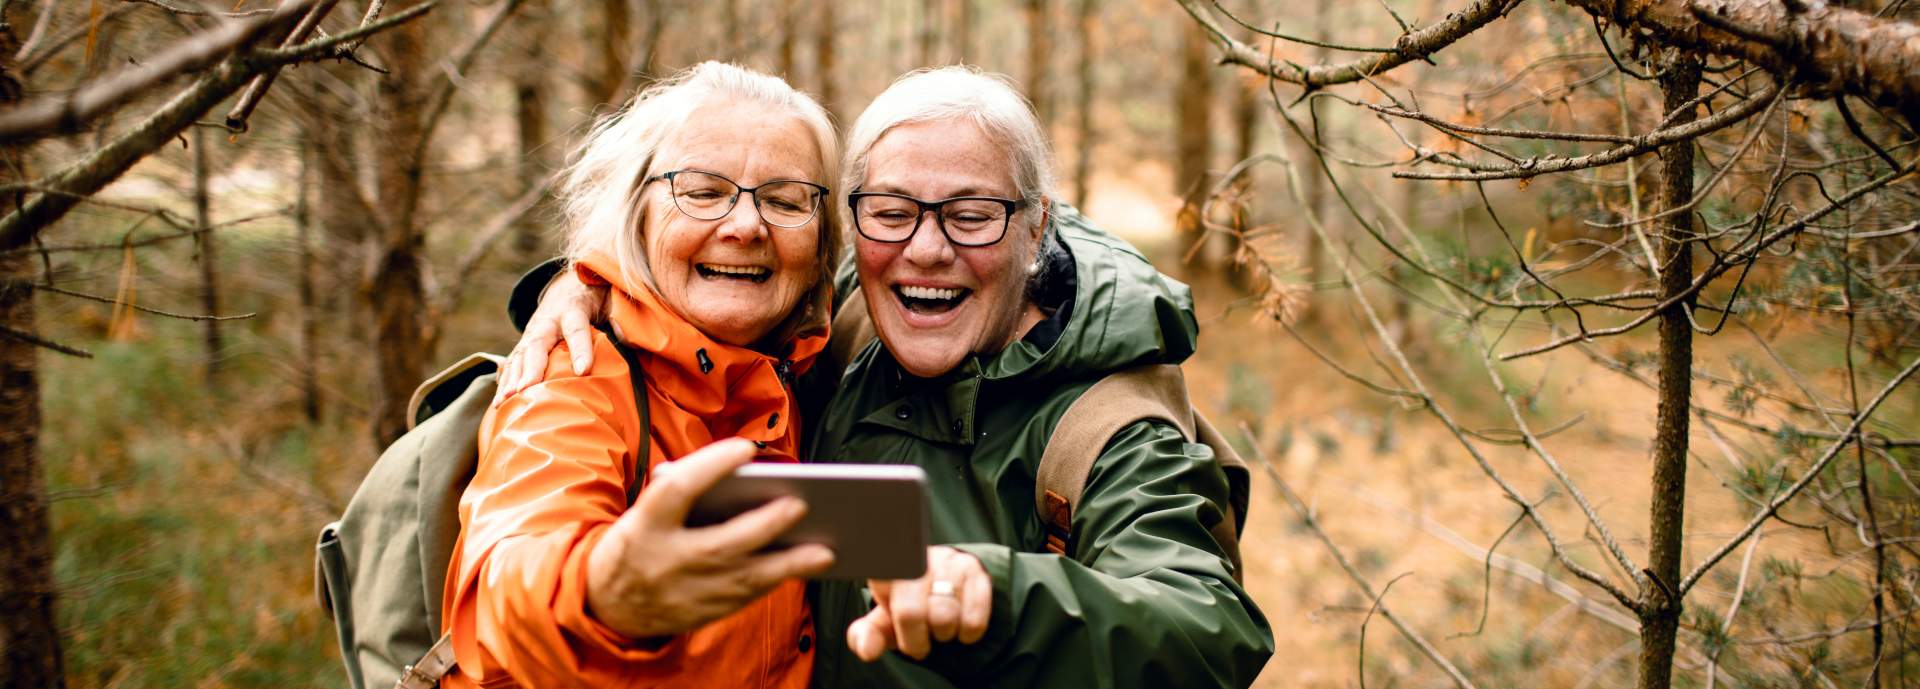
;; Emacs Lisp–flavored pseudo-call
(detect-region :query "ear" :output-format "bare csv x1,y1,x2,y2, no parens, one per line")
1032,196,1053,241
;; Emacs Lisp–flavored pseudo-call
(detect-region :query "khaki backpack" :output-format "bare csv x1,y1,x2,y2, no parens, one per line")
828,289,1252,582
316,330,649,689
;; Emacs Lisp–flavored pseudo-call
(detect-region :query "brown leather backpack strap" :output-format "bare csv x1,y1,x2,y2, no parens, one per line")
1035,365,1192,555
825,287,878,381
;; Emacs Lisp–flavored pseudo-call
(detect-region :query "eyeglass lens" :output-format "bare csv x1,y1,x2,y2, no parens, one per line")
854,195,1010,246
669,171,819,227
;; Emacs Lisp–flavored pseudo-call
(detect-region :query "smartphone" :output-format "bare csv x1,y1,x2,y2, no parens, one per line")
685,463,930,581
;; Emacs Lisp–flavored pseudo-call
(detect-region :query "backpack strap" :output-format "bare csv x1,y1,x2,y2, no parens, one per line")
1035,365,1250,582
595,320,650,505
392,634,456,689
393,325,657,689
1036,365,1193,555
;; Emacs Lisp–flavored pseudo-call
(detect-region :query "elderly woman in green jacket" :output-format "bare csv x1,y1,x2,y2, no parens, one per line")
504,66,1272,688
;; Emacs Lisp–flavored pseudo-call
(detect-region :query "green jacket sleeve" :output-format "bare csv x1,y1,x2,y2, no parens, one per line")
933,420,1274,688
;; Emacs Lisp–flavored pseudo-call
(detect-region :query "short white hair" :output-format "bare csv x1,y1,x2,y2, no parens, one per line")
842,66,1056,211
556,61,842,345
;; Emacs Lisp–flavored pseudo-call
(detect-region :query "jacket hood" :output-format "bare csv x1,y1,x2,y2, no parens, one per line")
979,204,1198,383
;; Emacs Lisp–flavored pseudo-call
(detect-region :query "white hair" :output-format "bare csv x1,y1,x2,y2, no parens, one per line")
842,66,1056,217
555,61,842,346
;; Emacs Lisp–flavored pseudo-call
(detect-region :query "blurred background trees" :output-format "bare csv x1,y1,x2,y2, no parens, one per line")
0,1,1914,687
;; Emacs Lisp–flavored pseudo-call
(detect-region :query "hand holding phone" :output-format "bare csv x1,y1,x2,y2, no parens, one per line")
584,439,836,639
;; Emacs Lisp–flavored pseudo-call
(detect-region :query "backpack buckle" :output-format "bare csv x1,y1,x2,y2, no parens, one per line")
394,634,458,689
1041,489,1072,555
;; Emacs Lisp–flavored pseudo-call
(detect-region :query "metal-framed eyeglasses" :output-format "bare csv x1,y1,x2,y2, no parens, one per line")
643,169,829,228
846,190,1025,247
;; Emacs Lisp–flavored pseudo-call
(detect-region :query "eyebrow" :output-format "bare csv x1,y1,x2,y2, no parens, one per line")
866,182,1010,199
675,165,821,184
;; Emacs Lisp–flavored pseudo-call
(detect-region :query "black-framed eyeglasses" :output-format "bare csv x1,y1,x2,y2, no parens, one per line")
847,191,1024,247
643,169,829,228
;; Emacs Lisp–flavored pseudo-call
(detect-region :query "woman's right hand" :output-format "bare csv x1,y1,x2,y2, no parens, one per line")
496,269,609,402
584,438,836,640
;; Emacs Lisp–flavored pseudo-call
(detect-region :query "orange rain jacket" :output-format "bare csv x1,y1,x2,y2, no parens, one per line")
441,253,828,689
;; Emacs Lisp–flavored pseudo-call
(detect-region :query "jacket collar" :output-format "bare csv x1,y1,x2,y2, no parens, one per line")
576,253,829,450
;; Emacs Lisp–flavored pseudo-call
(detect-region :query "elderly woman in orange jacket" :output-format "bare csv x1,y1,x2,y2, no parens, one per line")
439,62,843,689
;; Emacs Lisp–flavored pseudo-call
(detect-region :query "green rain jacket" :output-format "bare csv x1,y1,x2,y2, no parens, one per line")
805,207,1274,688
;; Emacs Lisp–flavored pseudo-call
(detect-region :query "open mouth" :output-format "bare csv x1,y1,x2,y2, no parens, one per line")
697,263,771,284
892,284,971,314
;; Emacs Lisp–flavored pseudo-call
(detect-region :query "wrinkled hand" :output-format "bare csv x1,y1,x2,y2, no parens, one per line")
585,438,836,640
847,546,991,661
495,269,608,402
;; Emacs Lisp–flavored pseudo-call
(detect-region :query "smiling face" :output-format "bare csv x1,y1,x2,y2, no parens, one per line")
854,118,1047,378
641,101,824,347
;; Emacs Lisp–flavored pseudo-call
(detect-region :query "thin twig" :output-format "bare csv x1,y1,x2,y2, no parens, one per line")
1394,79,1784,181
0,321,92,357
1240,423,1482,689
123,0,276,17
1682,352,1920,595
1358,572,1414,689
37,284,255,321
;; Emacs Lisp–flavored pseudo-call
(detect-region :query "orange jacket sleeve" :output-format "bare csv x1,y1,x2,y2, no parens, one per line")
443,334,680,687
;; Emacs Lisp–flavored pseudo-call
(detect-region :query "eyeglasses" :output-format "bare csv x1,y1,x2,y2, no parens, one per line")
847,191,1024,247
644,170,829,228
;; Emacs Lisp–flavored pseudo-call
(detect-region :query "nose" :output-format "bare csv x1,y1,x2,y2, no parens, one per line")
713,192,768,242
902,210,955,266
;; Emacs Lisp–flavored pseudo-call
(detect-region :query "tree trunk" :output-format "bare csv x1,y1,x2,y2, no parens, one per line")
297,140,320,422
815,1,836,117
723,0,741,60
1174,19,1212,255
594,0,631,106
778,0,797,78
1299,0,1331,287
0,252,58,689
513,8,548,255
1025,0,1050,129
952,0,971,64
918,0,937,65
303,93,372,318
1639,50,1700,689
191,125,222,379
1071,0,1095,209
368,12,431,445
0,28,61,686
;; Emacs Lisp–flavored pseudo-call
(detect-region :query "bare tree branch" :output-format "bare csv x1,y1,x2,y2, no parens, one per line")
1681,352,1920,595
1176,0,1523,89
1563,0,1920,120
1393,78,1787,181
224,0,343,132
0,0,434,253
0,0,316,144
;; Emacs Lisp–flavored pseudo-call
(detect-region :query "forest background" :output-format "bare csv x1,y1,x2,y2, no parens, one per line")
1,1,1917,688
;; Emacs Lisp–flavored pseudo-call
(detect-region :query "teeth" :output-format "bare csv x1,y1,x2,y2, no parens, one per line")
703,264,769,277
899,285,962,301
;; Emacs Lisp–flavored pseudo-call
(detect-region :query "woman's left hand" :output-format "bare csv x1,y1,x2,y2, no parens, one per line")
847,546,992,661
